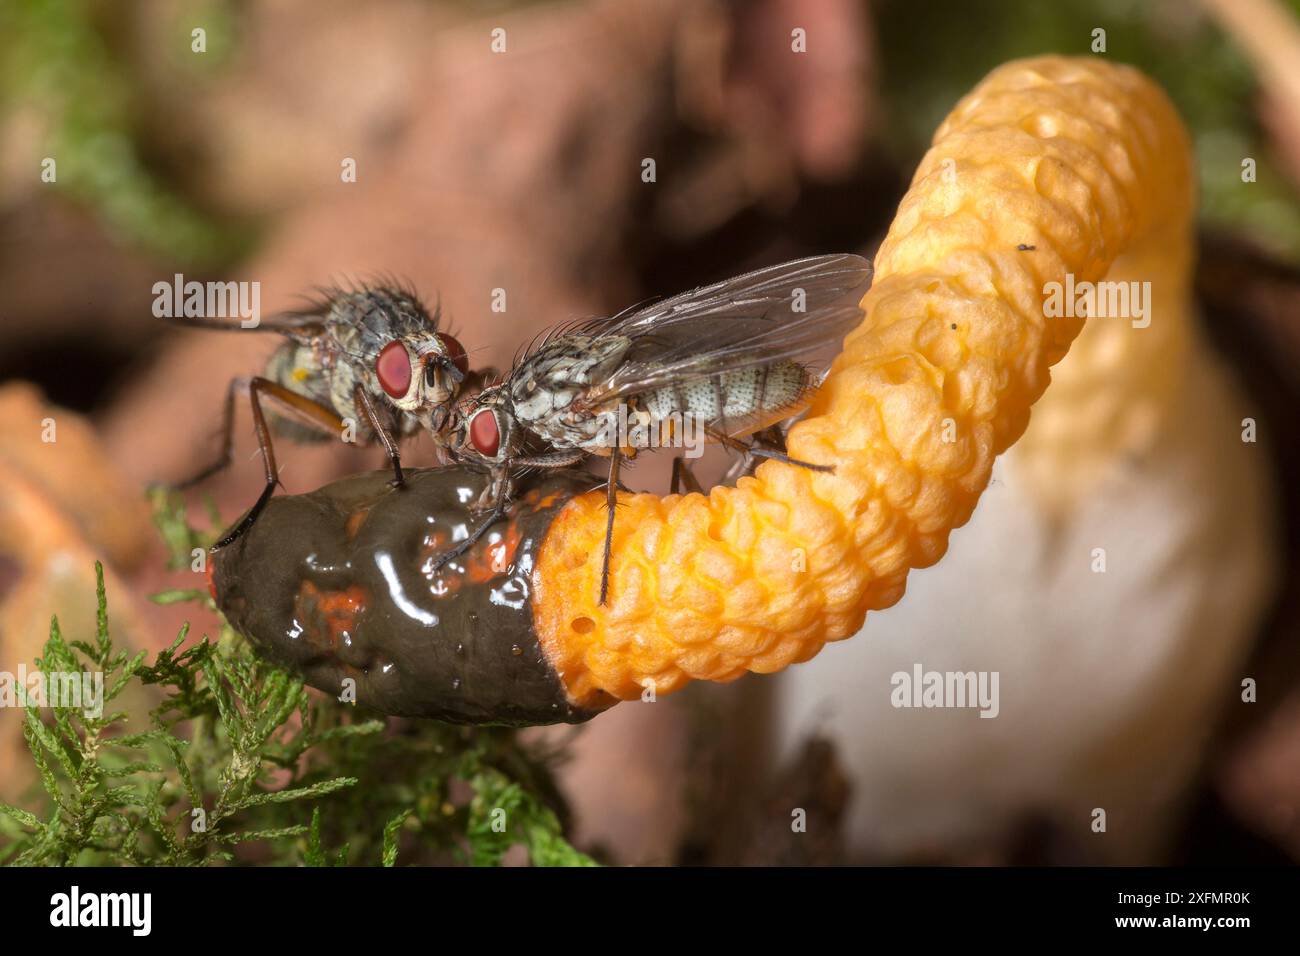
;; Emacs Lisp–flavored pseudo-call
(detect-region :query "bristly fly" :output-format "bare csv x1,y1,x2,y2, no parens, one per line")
169,282,489,549
441,254,872,604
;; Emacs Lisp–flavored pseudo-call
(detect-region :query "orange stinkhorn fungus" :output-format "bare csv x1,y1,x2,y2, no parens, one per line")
212,55,1198,726
532,55,1195,707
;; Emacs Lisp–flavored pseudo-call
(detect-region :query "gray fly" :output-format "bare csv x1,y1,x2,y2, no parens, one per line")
442,253,872,603
170,283,485,548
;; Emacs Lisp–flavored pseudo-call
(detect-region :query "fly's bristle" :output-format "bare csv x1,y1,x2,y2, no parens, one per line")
301,276,439,326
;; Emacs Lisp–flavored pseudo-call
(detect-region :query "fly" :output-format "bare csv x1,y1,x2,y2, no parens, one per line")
441,254,872,604
169,282,487,549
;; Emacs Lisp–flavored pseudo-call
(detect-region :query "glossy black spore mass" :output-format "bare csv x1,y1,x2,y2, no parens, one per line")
211,467,606,725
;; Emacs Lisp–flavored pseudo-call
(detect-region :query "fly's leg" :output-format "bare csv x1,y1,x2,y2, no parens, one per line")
749,423,793,467
670,456,706,495
673,424,789,495
173,376,243,490
747,445,834,473
598,449,622,606
513,449,588,470
427,468,509,573
429,502,509,573
352,384,405,489
719,424,786,485
707,425,834,476
429,450,585,573
212,378,349,550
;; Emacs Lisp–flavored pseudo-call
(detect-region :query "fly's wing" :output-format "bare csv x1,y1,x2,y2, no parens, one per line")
578,254,871,404
162,284,433,364
163,309,326,342
161,282,428,345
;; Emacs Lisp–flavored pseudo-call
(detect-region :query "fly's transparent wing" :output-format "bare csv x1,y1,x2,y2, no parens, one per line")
164,310,326,340
579,254,871,403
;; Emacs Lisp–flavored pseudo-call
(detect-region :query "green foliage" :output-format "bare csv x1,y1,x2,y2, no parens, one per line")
148,485,220,572
465,766,599,867
0,494,596,867
0,0,247,265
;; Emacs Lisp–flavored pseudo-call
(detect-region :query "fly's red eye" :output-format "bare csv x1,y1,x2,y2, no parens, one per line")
469,410,500,458
438,333,469,377
376,340,412,398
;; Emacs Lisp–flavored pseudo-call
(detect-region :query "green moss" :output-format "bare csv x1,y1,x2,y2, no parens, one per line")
0,0,248,265
0,494,595,867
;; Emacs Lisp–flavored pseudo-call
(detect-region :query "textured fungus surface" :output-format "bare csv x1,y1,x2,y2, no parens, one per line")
531,56,1195,706
214,56,1197,721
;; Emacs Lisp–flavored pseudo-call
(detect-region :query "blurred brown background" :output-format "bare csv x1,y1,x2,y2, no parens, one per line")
2,0,1300,864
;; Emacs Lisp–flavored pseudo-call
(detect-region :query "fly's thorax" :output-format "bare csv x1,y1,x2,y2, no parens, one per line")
588,404,654,452
326,287,437,354
307,345,418,442
510,335,631,430
532,407,617,450
642,361,811,425
327,358,362,425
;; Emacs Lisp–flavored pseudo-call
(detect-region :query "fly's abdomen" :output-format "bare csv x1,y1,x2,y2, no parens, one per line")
264,342,340,443
643,361,811,435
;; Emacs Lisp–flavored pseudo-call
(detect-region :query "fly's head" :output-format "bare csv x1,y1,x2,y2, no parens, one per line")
373,331,469,431
449,384,520,470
